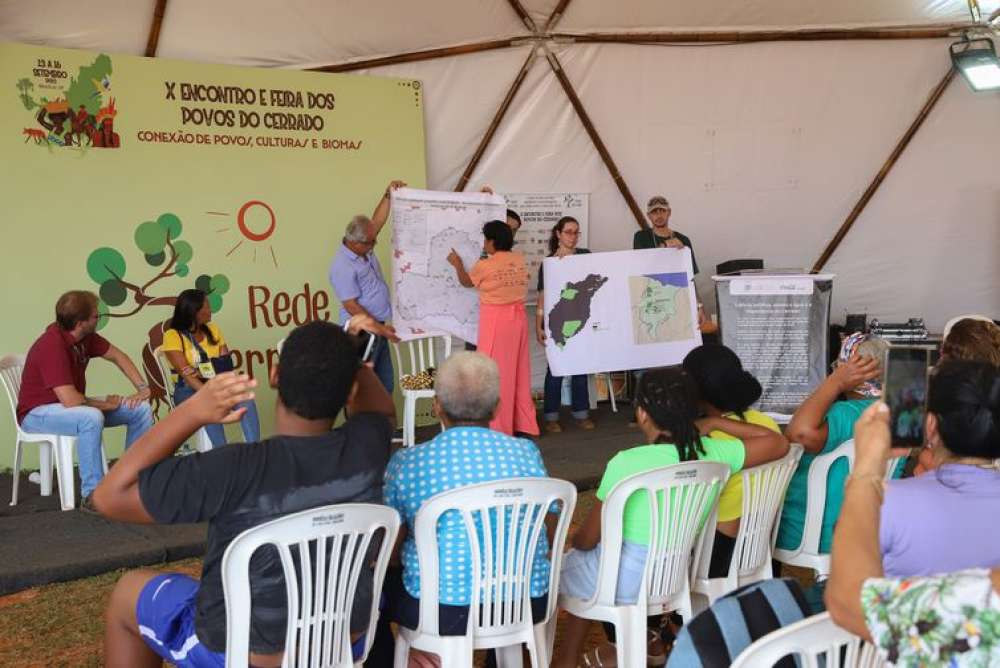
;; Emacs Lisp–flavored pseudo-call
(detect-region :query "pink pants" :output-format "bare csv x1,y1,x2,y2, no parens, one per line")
477,302,539,436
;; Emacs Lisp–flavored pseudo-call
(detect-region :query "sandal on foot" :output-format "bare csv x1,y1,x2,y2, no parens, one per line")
581,643,617,667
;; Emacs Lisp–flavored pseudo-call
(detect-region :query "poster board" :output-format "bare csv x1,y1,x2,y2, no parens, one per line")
0,42,426,466
714,273,834,416
502,192,589,303
542,248,701,376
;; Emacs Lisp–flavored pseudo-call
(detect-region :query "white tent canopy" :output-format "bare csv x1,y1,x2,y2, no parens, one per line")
3,0,998,329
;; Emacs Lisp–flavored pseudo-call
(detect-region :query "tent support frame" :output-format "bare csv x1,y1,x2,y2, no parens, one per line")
811,66,956,272
144,0,169,57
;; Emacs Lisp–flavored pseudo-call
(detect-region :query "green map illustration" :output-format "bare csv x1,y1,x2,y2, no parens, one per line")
629,272,693,345
546,273,609,348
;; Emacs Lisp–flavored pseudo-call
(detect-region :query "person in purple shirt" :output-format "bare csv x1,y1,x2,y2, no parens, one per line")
880,360,1000,577
328,179,405,392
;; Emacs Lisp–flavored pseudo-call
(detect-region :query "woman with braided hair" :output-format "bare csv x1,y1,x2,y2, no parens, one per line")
552,367,788,668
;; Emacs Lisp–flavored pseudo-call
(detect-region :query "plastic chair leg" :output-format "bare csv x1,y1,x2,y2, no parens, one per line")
531,624,551,668
613,613,646,668
605,373,618,413
10,439,23,506
54,437,76,511
496,644,523,668
38,441,53,497
393,634,410,667
403,395,416,448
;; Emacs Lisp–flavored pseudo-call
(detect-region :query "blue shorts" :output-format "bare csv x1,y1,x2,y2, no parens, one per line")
137,572,369,665
136,573,225,668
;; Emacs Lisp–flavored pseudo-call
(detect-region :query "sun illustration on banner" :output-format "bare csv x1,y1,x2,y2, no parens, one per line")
208,200,279,268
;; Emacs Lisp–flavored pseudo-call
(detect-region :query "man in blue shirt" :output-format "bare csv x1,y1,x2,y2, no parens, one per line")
378,351,555,659
328,179,404,391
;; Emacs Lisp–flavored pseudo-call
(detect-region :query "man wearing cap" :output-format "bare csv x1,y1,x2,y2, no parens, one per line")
633,195,699,275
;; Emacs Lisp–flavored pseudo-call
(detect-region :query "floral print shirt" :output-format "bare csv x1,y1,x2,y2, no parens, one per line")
862,569,1000,667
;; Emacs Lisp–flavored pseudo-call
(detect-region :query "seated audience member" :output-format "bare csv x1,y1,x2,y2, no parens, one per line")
666,578,811,667
17,290,153,508
682,344,785,576
554,367,789,668
827,401,1000,667
914,316,1000,475
161,288,260,448
777,333,891,556
880,360,1000,577
379,352,556,663
95,317,397,668
940,316,1000,364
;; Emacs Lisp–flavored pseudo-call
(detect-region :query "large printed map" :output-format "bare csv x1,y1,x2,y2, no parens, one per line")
391,189,505,341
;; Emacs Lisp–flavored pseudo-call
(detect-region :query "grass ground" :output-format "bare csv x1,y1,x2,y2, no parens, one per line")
0,492,807,666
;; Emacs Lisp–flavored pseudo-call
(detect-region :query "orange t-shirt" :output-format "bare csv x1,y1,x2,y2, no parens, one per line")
469,251,529,305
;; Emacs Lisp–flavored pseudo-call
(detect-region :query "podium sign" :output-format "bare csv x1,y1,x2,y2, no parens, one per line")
714,273,834,415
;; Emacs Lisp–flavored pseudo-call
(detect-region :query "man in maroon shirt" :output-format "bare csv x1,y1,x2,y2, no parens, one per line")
18,290,153,508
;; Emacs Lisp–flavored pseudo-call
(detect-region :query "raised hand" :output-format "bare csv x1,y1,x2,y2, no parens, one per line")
188,372,257,425
853,401,892,477
832,353,881,393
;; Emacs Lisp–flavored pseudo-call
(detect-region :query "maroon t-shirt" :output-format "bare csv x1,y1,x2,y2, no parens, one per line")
16,323,110,423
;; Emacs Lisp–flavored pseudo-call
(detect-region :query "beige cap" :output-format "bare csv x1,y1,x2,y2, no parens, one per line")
646,196,670,213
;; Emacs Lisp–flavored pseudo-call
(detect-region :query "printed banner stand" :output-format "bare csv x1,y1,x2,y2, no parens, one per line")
714,272,835,417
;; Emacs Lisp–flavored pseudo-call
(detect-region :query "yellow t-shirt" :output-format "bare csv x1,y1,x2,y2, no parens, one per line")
710,409,782,522
161,323,227,375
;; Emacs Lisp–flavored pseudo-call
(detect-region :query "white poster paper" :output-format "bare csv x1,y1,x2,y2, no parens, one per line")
503,192,589,303
543,248,702,376
390,188,505,341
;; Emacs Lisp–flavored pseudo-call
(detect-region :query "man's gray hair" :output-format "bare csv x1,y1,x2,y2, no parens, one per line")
344,215,372,243
435,351,500,422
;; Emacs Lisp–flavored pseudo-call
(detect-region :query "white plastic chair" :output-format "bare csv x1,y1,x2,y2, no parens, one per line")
557,461,730,668
730,611,886,668
222,503,401,668
692,445,804,610
390,334,452,447
773,440,905,578
153,346,214,453
394,477,577,667
1,353,108,511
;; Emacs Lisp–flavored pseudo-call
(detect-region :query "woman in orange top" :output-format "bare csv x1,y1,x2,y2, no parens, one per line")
448,220,539,436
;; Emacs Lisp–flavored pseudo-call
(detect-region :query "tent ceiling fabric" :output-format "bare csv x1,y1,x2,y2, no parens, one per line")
3,1,997,68
2,0,998,328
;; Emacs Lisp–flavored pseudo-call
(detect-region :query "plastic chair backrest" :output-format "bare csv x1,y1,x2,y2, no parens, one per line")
152,347,179,409
391,335,453,380
799,439,856,555
0,354,26,424
222,503,401,668
596,461,730,609
412,477,576,637
731,446,803,576
730,611,886,668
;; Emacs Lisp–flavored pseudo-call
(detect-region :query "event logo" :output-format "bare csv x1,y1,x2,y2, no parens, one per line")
85,213,230,414
15,53,121,150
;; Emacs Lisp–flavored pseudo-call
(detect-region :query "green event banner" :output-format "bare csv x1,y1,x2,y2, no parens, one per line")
0,41,426,467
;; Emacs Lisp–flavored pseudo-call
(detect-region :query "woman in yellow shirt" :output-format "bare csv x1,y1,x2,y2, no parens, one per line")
161,289,260,447
682,343,784,577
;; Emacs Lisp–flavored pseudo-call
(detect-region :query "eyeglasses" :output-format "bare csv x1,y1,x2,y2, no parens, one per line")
560,229,580,236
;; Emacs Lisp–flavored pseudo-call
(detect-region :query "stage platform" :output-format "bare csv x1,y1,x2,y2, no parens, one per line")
0,402,635,595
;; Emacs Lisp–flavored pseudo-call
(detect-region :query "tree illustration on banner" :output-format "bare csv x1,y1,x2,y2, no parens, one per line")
85,212,230,414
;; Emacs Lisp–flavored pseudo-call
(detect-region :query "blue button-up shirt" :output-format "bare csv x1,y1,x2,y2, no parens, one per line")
328,243,392,323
